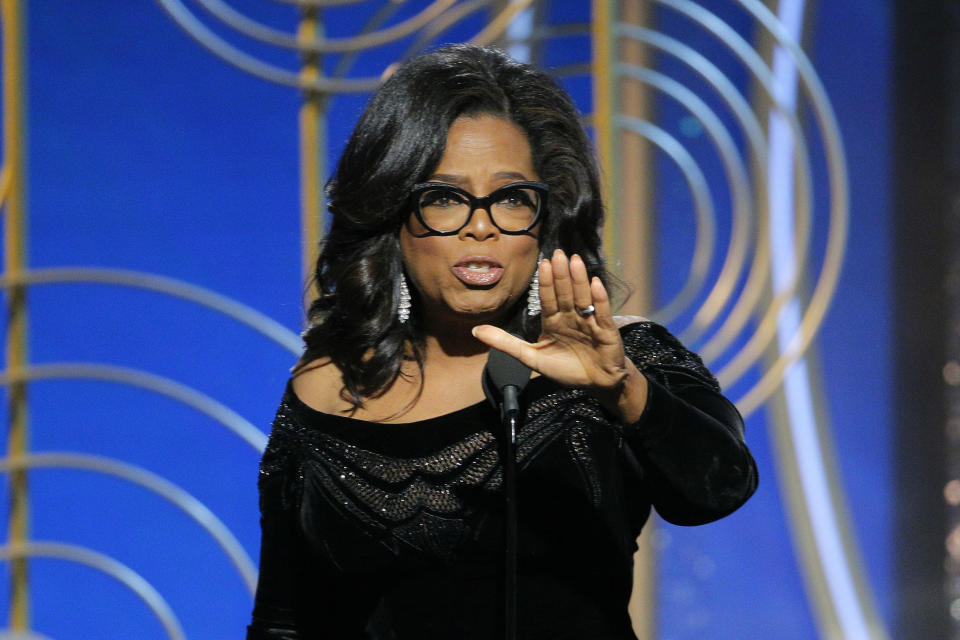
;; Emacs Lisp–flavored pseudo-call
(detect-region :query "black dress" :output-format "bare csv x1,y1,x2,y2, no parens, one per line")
246,321,758,639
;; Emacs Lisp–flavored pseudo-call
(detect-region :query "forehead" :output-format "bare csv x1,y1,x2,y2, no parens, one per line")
429,114,537,183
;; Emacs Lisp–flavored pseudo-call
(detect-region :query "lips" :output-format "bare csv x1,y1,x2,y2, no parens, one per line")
451,256,504,286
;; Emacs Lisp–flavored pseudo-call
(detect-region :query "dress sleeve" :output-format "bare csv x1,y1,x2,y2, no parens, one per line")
246,476,304,639
246,419,307,639
618,322,758,525
247,398,385,639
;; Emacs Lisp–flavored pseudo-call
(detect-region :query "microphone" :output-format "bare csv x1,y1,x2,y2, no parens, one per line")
482,347,532,418
481,346,531,640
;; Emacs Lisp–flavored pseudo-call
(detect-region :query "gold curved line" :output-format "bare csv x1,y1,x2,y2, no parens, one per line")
652,7,869,640
194,0,308,49
734,162,847,414
696,124,810,373
732,0,852,421
268,0,366,6
0,453,258,595
615,26,766,345
519,22,590,41
647,0,848,424
616,66,750,331
0,363,268,452
403,0,492,57
0,542,186,640
308,0,451,54
706,143,813,378
469,0,535,46
633,1,756,371
703,53,837,404
331,0,411,80
189,0,457,54
0,628,51,639
644,7,815,370
686,176,757,342
0,267,302,354
153,0,381,93
616,114,717,328
701,192,770,361
735,2,876,637
696,132,804,368
713,124,814,384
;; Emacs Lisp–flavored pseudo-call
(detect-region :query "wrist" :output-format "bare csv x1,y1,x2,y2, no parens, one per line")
591,357,648,424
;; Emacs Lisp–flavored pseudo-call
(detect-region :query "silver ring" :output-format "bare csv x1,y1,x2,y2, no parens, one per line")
575,304,596,318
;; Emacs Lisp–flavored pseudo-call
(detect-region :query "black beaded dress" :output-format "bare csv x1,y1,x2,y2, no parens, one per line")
246,321,757,640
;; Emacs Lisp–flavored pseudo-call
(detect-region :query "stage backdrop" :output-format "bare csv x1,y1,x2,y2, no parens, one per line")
0,1,891,638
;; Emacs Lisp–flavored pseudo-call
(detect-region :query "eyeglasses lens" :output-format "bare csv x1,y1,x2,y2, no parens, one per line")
417,186,541,232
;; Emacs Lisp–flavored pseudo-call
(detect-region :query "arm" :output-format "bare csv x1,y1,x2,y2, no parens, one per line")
621,364,757,525
604,321,757,524
246,473,304,640
247,399,384,640
472,251,756,524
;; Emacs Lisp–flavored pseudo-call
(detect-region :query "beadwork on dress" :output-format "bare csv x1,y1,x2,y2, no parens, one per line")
259,322,718,559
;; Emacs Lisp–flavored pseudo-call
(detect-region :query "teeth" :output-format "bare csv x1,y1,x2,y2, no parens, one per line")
466,263,491,272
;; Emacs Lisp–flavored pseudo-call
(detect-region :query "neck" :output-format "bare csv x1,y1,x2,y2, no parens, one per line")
422,314,490,361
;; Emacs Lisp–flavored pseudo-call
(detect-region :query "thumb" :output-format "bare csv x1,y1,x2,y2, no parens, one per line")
472,325,538,370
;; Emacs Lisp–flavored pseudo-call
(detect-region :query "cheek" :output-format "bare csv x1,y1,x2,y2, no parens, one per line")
400,234,449,284
512,237,541,267
405,215,431,237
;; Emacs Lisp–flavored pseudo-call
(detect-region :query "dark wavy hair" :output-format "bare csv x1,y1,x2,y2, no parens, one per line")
299,44,611,407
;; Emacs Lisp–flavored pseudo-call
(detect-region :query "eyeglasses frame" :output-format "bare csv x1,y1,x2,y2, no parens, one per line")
407,180,549,236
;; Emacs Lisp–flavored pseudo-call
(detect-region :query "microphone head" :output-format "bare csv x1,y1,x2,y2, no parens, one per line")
482,348,532,409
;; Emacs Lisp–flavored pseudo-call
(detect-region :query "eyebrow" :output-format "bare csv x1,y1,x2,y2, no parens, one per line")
427,171,531,184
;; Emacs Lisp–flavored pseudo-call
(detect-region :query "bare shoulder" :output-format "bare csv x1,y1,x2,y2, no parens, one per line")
614,314,649,328
290,357,344,413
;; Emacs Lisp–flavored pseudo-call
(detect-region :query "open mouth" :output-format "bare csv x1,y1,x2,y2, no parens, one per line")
451,257,504,286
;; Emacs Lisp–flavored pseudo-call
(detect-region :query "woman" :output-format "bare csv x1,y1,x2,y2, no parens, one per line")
247,44,757,640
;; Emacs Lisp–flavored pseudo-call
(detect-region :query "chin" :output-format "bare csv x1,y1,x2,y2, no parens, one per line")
454,297,523,324
446,298,506,320
456,307,503,321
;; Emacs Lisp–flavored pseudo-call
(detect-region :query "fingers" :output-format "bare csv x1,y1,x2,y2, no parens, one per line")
590,276,617,329
471,324,539,370
541,250,612,325
538,258,558,316
568,254,594,313
549,250,575,312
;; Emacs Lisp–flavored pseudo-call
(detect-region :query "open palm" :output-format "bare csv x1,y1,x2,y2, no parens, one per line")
473,250,628,392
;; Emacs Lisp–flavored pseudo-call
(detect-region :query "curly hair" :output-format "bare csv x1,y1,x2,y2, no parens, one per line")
299,44,610,407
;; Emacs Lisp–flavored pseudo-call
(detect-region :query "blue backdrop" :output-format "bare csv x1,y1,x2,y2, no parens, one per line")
3,1,891,638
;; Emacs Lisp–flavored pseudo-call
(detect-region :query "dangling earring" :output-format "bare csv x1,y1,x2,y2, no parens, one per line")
397,273,412,323
526,254,542,316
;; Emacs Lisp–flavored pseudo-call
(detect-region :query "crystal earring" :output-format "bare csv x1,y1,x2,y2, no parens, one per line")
397,273,412,323
526,254,542,316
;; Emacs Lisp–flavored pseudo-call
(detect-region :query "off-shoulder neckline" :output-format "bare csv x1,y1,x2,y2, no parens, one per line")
284,378,492,426
285,321,652,426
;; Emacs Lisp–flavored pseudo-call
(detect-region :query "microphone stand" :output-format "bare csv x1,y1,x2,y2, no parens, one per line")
481,347,530,640
501,384,520,640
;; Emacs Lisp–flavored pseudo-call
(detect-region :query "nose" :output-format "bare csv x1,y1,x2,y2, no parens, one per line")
458,205,499,241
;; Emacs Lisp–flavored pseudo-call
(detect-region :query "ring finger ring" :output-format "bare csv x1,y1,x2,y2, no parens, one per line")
575,304,596,318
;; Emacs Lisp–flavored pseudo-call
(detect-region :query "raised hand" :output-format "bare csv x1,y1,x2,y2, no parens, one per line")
472,249,629,394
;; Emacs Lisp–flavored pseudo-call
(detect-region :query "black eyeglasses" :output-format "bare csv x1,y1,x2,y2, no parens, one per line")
408,181,548,235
